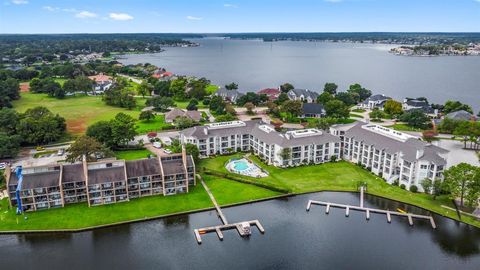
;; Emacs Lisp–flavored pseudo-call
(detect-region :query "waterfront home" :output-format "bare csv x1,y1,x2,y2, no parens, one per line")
180,120,340,167
402,98,437,116
330,122,448,192
287,89,319,103
88,73,113,94
445,110,477,122
165,108,203,123
358,94,391,110
257,88,281,101
4,150,196,212
300,103,326,118
214,88,244,103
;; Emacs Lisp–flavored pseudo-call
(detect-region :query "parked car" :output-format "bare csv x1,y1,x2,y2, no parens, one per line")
57,149,65,156
153,142,162,149
163,149,172,154
0,162,6,170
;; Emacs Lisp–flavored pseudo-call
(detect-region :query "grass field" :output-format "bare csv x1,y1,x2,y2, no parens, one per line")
175,100,208,110
387,123,423,132
135,114,174,133
349,112,364,118
200,154,480,228
12,93,148,134
114,149,155,160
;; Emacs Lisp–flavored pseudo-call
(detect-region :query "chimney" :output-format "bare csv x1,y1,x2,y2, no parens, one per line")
416,149,424,159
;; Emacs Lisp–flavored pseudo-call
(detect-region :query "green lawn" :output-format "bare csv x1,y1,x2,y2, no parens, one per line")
175,100,208,109
12,92,148,134
0,185,213,231
349,112,364,118
135,114,174,133
387,123,423,132
200,154,480,228
352,108,366,113
205,84,219,94
114,149,155,160
203,174,281,205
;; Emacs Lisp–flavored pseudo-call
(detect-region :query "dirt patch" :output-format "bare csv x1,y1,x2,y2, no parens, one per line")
19,82,30,92
66,118,87,134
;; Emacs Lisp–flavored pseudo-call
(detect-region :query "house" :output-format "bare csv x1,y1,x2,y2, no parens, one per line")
180,120,341,167
287,89,319,103
165,108,203,123
152,69,174,79
358,94,391,110
403,98,437,116
5,149,195,212
214,88,244,103
257,88,281,101
445,110,477,122
88,73,113,94
301,103,326,118
330,122,448,192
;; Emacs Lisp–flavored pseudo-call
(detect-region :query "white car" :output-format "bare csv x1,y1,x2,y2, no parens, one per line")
153,142,162,149
0,162,6,170
163,149,172,154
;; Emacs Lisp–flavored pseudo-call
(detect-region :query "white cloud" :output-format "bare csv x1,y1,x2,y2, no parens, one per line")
12,0,28,4
224,4,238,8
186,16,203,21
109,12,134,21
75,11,98,19
43,6,58,12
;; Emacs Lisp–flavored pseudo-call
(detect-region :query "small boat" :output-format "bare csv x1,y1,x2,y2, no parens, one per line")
239,222,252,237
199,230,207,235
397,208,407,214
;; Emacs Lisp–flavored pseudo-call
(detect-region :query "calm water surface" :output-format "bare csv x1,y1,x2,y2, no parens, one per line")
1,192,479,269
120,38,480,110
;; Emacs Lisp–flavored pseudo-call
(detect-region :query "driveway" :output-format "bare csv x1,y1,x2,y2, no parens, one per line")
433,139,480,168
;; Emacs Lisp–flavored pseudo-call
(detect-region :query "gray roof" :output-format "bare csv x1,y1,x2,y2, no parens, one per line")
405,99,429,107
125,158,162,178
162,159,187,175
181,120,340,148
62,163,85,183
214,88,244,100
445,110,475,121
302,103,325,115
364,94,391,102
88,166,126,185
339,122,447,165
165,108,202,122
9,170,60,189
288,89,319,99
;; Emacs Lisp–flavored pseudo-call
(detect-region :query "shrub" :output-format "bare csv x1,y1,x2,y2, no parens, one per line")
400,184,406,189
409,185,418,193
392,179,399,186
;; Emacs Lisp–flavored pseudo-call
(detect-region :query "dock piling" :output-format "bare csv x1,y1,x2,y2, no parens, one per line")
366,209,370,220
346,206,350,217
387,211,392,223
326,203,330,214
408,214,413,226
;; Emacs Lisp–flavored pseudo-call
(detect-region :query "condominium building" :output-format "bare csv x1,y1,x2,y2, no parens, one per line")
180,120,341,167
5,150,195,212
330,122,448,191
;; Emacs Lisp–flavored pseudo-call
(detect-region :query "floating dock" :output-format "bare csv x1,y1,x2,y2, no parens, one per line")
194,175,265,244
306,187,436,229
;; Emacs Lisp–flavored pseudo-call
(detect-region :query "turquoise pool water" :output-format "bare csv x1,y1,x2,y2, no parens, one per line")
233,160,249,171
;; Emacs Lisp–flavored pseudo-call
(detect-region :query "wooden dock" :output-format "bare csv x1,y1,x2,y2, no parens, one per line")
194,175,265,244
306,187,436,229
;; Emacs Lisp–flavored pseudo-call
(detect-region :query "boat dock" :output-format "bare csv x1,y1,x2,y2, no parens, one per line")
194,175,265,244
306,187,436,229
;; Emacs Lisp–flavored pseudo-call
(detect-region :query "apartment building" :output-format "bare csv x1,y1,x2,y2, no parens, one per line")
180,120,341,167
330,122,448,191
5,150,196,212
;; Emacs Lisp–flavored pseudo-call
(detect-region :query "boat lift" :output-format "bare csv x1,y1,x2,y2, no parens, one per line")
306,186,436,229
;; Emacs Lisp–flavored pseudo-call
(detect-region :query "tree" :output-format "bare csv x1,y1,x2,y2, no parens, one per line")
75,76,94,95
66,135,112,162
325,100,350,119
276,92,289,105
369,108,386,121
225,82,238,90
209,96,226,115
245,102,255,115
147,96,175,112
139,110,155,122
153,80,171,96
0,132,21,158
307,117,337,130
0,78,20,108
400,109,430,129
266,101,280,117
347,83,372,102
137,81,153,98
174,116,197,129
187,78,208,100
110,113,137,147
335,92,356,106
215,113,237,122
103,81,137,109
170,78,188,100
443,100,473,114
279,147,291,162
185,143,200,163
438,118,462,134
236,92,268,106
280,83,294,93
186,98,199,111
421,178,433,194
281,100,303,117
443,163,480,207
383,99,403,117
16,107,66,145
0,108,19,134
316,92,334,105
323,83,338,95
86,121,114,147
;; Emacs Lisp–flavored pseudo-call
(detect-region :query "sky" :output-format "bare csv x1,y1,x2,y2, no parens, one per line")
1,0,480,34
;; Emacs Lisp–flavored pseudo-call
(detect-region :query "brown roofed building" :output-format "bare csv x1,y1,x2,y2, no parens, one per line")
165,108,202,123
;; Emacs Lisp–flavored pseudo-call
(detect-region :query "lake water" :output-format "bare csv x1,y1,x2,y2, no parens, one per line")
1,192,479,269
119,38,480,110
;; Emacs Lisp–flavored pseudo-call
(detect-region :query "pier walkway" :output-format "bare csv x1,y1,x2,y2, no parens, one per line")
193,175,265,244
306,187,436,229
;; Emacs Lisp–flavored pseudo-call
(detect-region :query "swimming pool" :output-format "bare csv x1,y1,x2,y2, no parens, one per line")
233,160,249,171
